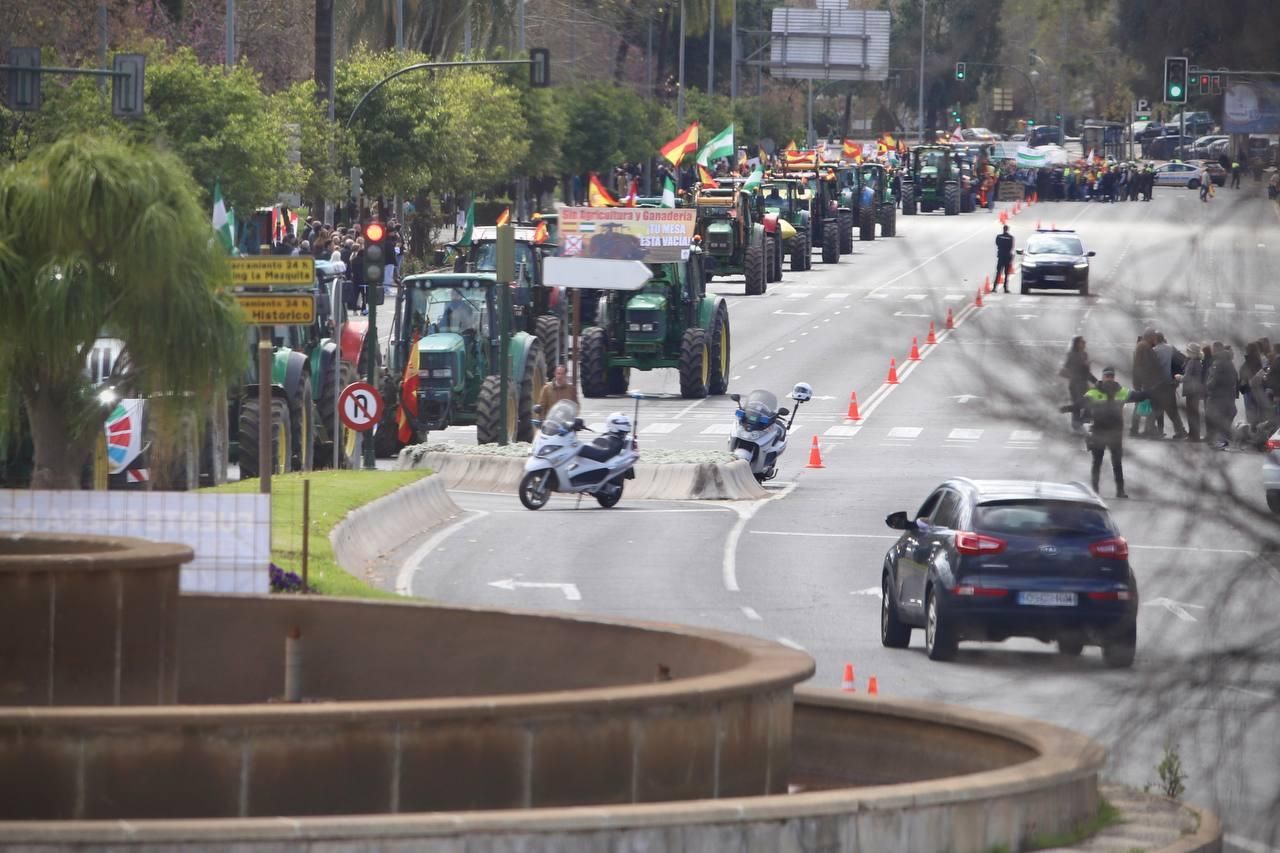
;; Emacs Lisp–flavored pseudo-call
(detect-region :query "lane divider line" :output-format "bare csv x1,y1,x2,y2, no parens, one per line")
855,302,980,422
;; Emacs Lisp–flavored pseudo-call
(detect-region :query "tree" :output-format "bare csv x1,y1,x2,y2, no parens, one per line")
0,136,245,489
558,81,672,175
339,0,520,59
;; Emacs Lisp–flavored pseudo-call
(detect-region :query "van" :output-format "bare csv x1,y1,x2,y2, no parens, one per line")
1028,126,1062,147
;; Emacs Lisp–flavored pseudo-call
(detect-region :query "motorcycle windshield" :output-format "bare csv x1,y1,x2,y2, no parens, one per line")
740,390,778,429
541,400,579,436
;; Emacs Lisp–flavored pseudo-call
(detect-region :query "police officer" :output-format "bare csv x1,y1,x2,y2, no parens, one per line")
1083,366,1147,499
994,225,1014,293
1231,158,1242,189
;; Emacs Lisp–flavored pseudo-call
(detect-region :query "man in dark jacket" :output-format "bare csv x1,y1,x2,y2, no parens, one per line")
1130,330,1163,436
994,225,1014,292
1206,342,1239,449
1083,367,1145,498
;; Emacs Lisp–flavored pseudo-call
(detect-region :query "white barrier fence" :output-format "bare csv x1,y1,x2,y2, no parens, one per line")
0,490,270,594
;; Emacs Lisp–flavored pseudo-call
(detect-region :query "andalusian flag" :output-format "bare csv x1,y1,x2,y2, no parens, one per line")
696,124,734,167
660,122,700,166
697,164,718,188
496,208,511,226
457,201,475,247
741,165,764,193
660,176,677,208
588,173,618,207
211,181,234,253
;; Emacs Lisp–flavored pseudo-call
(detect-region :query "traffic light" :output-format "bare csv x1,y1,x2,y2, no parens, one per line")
1055,113,1062,122
529,47,550,88
1027,119,1036,127
350,166,364,198
1164,56,1188,103
954,62,966,81
363,221,386,303
1198,74,1210,96
1211,74,1223,95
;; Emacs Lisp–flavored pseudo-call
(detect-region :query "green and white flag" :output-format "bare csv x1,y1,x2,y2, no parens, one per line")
660,176,677,208
1016,147,1047,168
741,164,763,192
212,181,234,253
696,124,734,167
457,201,476,247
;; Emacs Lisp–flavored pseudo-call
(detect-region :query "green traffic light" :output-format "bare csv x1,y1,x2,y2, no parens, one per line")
1170,84,1183,98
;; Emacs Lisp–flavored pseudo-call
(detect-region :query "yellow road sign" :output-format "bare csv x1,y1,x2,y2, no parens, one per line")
230,257,316,286
236,293,316,324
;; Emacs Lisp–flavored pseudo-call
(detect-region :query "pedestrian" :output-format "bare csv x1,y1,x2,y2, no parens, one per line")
1061,336,1097,433
1130,331,1162,437
1240,341,1267,427
1151,332,1188,438
1231,159,1242,189
1083,366,1144,499
1179,343,1209,442
994,225,1014,292
538,363,578,412
1206,342,1239,449
1198,164,1211,202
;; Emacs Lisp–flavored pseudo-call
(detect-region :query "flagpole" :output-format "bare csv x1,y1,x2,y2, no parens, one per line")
707,0,715,95
677,0,687,125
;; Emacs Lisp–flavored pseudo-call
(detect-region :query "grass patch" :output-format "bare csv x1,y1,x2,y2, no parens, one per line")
207,469,430,599
1024,799,1122,850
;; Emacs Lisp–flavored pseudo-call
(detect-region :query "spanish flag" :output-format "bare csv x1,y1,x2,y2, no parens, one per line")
697,164,718,188
881,133,897,150
660,122,700,166
587,172,618,207
533,220,549,243
496,208,510,226
784,140,798,152
783,150,817,169
396,332,421,444
842,139,859,160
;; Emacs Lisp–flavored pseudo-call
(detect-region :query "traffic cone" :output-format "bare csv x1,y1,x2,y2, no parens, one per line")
983,275,992,294
926,321,937,345
806,435,825,469
841,663,855,692
945,308,955,330
867,676,879,696
1036,218,1041,229
975,287,984,308
846,391,861,421
886,357,899,384
908,336,921,361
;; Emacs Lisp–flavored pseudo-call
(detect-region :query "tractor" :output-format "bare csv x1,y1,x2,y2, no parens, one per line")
693,186,777,295
382,273,546,446
759,179,812,271
776,163,846,263
578,248,731,400
849,163,898,240
900,145,961,216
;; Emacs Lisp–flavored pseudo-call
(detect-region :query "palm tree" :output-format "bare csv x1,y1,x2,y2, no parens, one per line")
341,0,520,58
0,136,245,489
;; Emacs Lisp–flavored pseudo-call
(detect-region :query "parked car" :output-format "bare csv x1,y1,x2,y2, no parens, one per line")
961,127,1000,142
1264,427,1280,513
1187,159,1227,185
1190,135,1229,159
1146,135,1195,160
879,479,1139,667
1137,122,1166,144
1166,111,1215,136
1028,126,1063,147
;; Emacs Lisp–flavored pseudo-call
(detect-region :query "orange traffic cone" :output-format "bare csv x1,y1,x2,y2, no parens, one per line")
806,436,825,469
886,357,899,384
841,663,855,692
846,391,861,421
926,321,937,345
1036,218,1041,229
983,275,992,294
908,336,921,361
945,308,955,330
867,676,879,696
975,287,984,308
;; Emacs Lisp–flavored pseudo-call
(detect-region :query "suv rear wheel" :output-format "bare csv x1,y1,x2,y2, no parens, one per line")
925,587,958,661
1102,619,1137,668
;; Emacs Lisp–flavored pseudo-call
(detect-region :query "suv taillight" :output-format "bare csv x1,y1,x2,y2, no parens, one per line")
1087,588,1133,601
1266,438,1280,451
1089,537,1129,559
955,532,1007,555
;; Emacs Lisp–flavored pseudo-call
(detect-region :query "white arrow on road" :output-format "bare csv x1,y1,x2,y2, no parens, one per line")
850,586,883,597
1143,597,1204,622
773,309,811,316
949,394,982,404
488,578,582,601
893,311,931,318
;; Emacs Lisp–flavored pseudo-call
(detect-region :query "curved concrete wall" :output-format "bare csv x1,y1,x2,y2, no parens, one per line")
0,690,1107,852
0,595,812,820
328,474,461,579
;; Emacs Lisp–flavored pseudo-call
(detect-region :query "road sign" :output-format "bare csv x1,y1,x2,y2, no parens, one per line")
230,256,316,286
338,382,382,432
542,257,652,291
1135,98,1150,114
235,293,315,324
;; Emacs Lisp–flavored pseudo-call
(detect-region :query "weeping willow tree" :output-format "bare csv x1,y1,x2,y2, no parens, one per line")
0,136,245,489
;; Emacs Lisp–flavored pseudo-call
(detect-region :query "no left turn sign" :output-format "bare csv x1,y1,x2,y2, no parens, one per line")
339,382,382,432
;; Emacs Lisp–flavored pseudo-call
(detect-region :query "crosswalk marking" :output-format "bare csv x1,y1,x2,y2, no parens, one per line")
700,424,732,435
903,294,926,301
1216,302,1236,309
786,292,811,299
946,428,983,441
944,293,966,301
641,422,680,435
1009,430,1041,443
824,292,850,300
868,293,889,299
824,425,862,437
1136,299,1156,307
1256,304,1275,312
887,426,922,439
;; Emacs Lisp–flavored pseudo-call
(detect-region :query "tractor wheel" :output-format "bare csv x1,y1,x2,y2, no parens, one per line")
744,236,766,296
803,226,814,269
678,327,710,399
960,189,975,213
199,389,229,487
822,219,840,264
516,341,547,442
902,184,917,215
476,374,518,445
288,374,315,472
606,367,631,395
535,315,561,366
708,305,731,396
317,359,358,469
838,209,854,254
880,204,897,238
859,208,875,241
238,396,291,480
944,183,960,216
580,326,610,398
767,234,782,282
790,228,809,270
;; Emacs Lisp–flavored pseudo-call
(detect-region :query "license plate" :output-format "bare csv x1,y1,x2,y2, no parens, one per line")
1045,274,1065,282
1018,591,1077,607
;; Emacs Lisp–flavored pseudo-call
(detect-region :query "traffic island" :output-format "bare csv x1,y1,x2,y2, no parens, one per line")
396,442,769,500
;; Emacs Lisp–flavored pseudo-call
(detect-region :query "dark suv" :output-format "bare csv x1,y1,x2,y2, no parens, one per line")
880,479,1138,667
1017,228,1094,296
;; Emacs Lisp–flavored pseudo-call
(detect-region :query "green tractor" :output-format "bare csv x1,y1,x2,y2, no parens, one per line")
759,179,812,271
579,249,731,399
780,166,846,263
849,163,898,240
694,187,776,295
900,145,961,216
384,273,546,445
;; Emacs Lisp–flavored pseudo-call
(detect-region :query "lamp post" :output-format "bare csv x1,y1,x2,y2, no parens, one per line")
917,0,925,143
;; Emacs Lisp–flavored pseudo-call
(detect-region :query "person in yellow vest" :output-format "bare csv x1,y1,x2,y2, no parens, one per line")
1230,159,1242,189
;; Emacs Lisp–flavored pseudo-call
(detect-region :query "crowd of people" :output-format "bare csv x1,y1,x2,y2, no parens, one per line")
265,216,407,315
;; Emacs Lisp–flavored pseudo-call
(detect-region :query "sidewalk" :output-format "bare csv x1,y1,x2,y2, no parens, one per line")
1040,783,1221,852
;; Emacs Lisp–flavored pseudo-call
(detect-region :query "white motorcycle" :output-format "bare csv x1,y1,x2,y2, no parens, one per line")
519,397,640,510
728,382,812,482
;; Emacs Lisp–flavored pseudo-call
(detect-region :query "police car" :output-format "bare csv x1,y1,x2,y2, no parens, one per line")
1016,228,1094,296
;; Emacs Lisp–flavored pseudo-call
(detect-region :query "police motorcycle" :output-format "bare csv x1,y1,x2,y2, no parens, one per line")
518,395,641,510
728,382,812,483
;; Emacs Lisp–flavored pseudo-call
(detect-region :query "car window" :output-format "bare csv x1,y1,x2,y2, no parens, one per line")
931,491,963,529
915,491,943,521
1026,236,1083,255
974,501,1114,537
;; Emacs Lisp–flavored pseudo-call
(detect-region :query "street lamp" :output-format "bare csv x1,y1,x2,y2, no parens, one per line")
1028,67,1040,126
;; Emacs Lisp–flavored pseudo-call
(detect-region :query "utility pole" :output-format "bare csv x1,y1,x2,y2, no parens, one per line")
729,0,738,102
677,0,687,125
98,1,108,92
917,0,925,143
225,0,236,68
707,0,715,94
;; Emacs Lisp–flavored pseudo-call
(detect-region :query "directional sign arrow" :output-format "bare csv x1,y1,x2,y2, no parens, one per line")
1142,596,1205,622
488,578,582,601
949,394,981,404
543,257,651,291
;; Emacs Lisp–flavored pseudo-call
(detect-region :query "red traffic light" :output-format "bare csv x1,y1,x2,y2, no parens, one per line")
363,222,386,242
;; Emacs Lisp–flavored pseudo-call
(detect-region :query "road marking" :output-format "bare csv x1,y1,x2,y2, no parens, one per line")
1256,304,1275,312
749,530,897,540
824,425,862,437
949,394,981,404
741,606,762,621
396,509,490,596
887,426,922,439
893,311,932,318
947,428,983,440
1135,299,1156,307
944,293,966,301
488,578,582,601
1009,430,1041,443
701,423,732,435
747,364,758,370
903,293,926,300
1223,686,1272,700
867,293,889,299
851,586,883,597
775,346,786,352
731,375,741,381
777,637,807,652
823,293,850,300
1216,302,1235,309
773,309,811,316
722,482,798,592
641,422,680,435
1226,834,1280,853
786,292,811,299
856,301,980,422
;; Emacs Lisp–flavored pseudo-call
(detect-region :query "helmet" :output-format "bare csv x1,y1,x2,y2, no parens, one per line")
606,412,632,434
790,382,813,403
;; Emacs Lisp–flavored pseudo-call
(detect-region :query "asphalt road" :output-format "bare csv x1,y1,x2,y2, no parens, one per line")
396,184,1280,852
